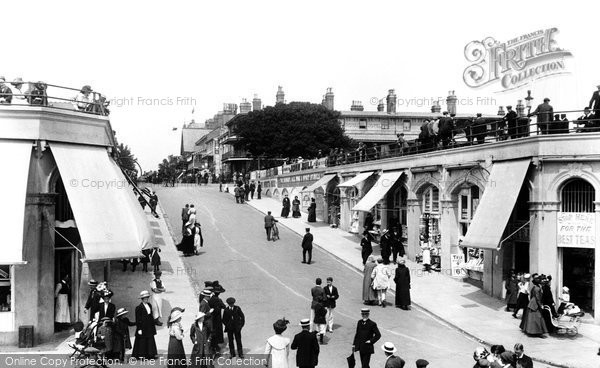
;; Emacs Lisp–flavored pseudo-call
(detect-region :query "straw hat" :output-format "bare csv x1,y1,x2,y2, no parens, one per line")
381,342,397,354
169,310,183,323
139,290,151,299
299,318,310,327
115,308,128,318
194,312,206,321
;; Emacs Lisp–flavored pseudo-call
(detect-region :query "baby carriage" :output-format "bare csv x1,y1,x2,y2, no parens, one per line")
271,222,280,241
542,304,584,336
68,321,109,367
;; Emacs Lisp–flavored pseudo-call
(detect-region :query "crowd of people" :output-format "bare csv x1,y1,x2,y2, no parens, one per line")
177,204,204,256
280,194,317,222
229,176,262,203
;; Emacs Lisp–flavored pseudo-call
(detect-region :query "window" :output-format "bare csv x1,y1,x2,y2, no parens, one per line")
458,186,480,231
381,120,389,129
0,266,11,312
403,120,411,131
359,119,367,129
562,179,595,212
422,186,440,213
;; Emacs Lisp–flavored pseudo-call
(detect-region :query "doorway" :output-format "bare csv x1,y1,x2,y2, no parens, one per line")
562,248,594,315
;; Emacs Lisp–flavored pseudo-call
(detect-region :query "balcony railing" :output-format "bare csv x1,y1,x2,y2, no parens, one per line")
0,80,109,116
221,150,250,161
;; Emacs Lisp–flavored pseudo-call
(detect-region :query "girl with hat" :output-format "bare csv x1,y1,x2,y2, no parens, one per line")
112,308,136,362
190,312,212,368
132,290,158,359
167,308,187,368
264,318,290,368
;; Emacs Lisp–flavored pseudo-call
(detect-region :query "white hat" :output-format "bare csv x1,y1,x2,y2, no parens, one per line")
382,342,397,354
139,290,151,299
562,286,569,292
169,310,183,323
524,273,531,279
201,289,212,297
195,312,206,321
299,318,310,327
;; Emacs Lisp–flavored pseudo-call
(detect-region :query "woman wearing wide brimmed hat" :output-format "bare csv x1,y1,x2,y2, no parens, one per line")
112,308,136,362
132,291,158,359
167,308,187,368
264,318,291,368
190,312,212,368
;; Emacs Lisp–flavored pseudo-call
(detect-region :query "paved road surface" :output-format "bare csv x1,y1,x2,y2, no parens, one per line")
155,186,541,368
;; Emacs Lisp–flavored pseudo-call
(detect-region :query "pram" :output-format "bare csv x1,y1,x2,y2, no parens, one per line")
271,222,280,241
68,321,109,367
542,304,584,336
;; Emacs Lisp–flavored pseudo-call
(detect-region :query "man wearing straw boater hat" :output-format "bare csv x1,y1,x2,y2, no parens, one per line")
132,290,157,359
291,318,319,368
352,308,381,368
381,342,405,368
84,279,101,322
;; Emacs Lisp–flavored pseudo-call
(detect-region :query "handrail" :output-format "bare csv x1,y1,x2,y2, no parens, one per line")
0,80,109,116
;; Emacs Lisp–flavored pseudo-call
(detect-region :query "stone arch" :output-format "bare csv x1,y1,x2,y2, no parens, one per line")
281,188,289,197
265,189,271,197
547,167,600,203
446,174,486,197
411,176,441,197
272,188,279,199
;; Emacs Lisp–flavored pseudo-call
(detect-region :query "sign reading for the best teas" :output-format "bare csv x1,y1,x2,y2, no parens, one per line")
557,212,596,248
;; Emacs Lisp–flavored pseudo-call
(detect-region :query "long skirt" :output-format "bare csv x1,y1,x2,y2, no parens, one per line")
520,307,548,335
55,295,71,323
281,207,290,217
167,336,187,368
132,336,158,359
362,266,378,303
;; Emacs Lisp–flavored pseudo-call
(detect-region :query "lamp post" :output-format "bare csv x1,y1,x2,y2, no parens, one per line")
525,90,534,115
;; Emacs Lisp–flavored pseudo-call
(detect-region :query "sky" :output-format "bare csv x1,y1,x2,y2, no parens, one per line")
2,0,599,171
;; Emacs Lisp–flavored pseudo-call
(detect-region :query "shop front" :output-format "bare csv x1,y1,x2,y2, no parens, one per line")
418,186,442,271
337,171,377,233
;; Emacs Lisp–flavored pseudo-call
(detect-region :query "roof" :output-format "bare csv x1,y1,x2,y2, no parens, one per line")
340,111,497,119
181,127,211,155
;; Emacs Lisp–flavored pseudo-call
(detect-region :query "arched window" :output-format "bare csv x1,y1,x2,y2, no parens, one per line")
562,179,595,213
422,186,440,214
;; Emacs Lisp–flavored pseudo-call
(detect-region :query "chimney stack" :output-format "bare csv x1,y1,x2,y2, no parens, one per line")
446,90,457,115
350,101,364,111
497,106,505,116
240,98,252,114
431,100,441,113
377,99,385,112
252,94,261,111
386,89,397,113
324,88,334,110
516,100,525,117
276,86,285,104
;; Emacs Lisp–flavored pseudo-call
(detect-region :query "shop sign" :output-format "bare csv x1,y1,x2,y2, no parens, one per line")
557,212,596,249
450,253,466,277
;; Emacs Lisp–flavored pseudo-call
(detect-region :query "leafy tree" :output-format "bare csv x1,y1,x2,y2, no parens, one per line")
233,102,354,159
115,143,139,179
157,155,184,184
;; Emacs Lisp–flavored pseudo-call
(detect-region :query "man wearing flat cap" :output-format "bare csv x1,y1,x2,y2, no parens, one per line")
503,105,518,139
352,308,381,368
291,318,319,368
301,228,314,264
529,98,553,135
222,297,245,358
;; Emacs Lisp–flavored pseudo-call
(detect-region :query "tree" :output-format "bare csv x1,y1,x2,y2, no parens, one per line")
157,155,184,184
233,102,354,159
115,143,139,179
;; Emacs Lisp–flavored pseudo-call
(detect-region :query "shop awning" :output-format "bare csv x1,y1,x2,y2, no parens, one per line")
50,143,153,262
338,171,375,188
352,171,403,212
461,159,530,250
303,174,337,193
1,140,32,265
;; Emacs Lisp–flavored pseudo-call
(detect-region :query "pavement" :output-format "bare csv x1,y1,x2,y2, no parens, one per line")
228,186,600,368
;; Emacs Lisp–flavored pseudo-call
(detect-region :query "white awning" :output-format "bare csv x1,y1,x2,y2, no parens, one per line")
352,171,403,212
50,143,154,262
462,159,530,250
303,174,337,193
338,171,375,188
0,140,32,264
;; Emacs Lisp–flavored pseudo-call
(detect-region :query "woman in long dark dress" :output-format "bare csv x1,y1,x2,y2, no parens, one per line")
519,276,548,337
505,271,519,312
362,256,378,305
291,196,301,218
393,259,411,310
112,308,136,362
190,312,213,368
167,309,187,368
281,195,291,218
307,198,316,222
177,226,195,256
132,291,157,359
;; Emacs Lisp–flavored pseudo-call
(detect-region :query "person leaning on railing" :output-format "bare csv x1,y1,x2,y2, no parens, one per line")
75,85,93,110
0,76,13,104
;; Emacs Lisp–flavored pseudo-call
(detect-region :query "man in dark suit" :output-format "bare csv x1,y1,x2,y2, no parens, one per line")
94,290,116,321
381,342,405,368
576,107,596,132
438,111,455,147
589,85,600,115
529,97,553,135
291,318,320,368
301,228,314,264
503,105,519,139
323,277,339,333
84,280,101,322
310,278,325,332
222,297,245,358
352,308,381,368
264,211,277,241
513,343,533,368
380,230,392,264
390,227,404,264
132,290,157,359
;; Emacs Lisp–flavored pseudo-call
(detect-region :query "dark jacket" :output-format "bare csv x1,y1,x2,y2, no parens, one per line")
291,330,319,367
531,102,554,123
313,302,327,325
302,233,313,250
95,302,116,320
208,295,226,343
352,319,381,354
323,285,339,309
222,305,245,333
85,289,101,312
361,237,372,253
589,90,600,111
135,302,156,337
514,354,533,368
150,248,161,266
264,214,277,228
390,231,404,256
310,285,325,308
385,355,406,368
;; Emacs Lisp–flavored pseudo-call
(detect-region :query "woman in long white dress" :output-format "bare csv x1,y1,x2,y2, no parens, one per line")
54,275,71,327
264,318,291,368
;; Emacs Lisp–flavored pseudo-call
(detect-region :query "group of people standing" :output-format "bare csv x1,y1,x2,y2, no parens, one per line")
177,204,204,256
472,343,533,368
281,194,317,222
233,180,261,203
120,247,162,273
362,256,411,310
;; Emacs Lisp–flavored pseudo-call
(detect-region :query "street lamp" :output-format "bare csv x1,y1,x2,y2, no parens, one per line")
525,90,534,115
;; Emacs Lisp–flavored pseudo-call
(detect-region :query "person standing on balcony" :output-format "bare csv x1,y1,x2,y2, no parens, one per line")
10,78,31,105
281,194,291,218
75,85,93,111
504,106,518,139
588,85,600,116
0,77,13,104
529,98,553,135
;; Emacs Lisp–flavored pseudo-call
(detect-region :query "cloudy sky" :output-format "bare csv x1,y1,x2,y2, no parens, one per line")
3,0,598,170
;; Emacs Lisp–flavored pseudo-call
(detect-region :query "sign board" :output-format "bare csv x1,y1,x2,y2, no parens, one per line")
450,253,466,277
557,212,596,249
